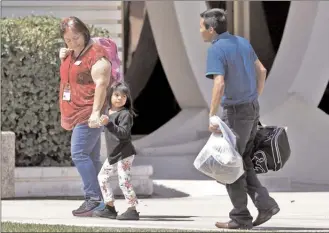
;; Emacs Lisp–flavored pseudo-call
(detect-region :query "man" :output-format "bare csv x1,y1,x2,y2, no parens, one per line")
200,9,280,230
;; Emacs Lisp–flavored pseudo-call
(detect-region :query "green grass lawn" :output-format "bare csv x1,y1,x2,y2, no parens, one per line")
1,222,215,232
3,221,311,233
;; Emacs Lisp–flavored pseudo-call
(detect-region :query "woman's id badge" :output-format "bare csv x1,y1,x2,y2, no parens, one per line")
63,84,71,101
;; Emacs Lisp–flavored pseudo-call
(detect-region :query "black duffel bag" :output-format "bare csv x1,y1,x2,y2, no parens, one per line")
251,125,291,174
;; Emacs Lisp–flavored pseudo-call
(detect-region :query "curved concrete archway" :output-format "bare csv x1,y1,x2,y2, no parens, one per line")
259,1,329,187
133,1,209,151
124,12,158,101
134,1,329,189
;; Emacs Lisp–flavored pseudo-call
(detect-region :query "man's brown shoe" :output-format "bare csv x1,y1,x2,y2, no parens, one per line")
215,220,253,230
253,206,280,227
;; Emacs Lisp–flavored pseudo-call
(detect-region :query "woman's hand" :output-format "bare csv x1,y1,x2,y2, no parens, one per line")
99,114,109,126
59,48,72,61
88,111,101,128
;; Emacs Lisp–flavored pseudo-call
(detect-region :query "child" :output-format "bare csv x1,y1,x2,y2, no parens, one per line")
93,82,139,221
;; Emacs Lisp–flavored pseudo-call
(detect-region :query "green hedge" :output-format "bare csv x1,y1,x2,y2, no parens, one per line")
1,16,111,166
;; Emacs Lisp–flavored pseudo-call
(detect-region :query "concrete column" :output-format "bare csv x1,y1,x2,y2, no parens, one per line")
233,1,250,40
226,1,234,34
1,131,15,199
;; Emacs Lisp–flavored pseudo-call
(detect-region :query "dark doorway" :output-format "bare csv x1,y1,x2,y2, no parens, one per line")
207,1,226,9
123,3,181,135
318,82,329,115
261,1,290,55
131,58,181,135
259,1,290,73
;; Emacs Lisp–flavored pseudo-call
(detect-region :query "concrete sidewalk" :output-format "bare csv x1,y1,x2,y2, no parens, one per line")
2,192,329,232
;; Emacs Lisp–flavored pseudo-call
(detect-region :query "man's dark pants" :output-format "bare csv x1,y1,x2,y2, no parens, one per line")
221,99,278,226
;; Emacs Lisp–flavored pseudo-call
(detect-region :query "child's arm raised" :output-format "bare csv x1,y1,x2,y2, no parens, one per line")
101,111,132,139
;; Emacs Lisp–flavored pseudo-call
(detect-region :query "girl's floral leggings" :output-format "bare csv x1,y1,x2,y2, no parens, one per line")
97,155,138,207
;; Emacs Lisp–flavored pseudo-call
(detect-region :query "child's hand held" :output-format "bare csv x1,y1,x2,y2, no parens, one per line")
100,115,109,125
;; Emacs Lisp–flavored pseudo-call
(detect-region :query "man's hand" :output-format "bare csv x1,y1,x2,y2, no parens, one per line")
59,48,72,62
88,111,101,128
209,123,222,134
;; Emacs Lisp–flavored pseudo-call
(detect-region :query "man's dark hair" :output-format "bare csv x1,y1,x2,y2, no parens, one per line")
200,8,227,35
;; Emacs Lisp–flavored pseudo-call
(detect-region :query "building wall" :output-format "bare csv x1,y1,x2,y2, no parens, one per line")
1,0,123,63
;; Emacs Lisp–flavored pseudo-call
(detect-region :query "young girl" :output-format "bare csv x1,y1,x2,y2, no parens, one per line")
93,82,139,221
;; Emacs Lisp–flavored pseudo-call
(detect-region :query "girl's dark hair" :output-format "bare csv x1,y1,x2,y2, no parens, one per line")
59,16,91,47
108,82,137,117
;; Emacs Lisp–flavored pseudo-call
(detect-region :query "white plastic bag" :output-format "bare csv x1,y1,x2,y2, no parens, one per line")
193,116,244,184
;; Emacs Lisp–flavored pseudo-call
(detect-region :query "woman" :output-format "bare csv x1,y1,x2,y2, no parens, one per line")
59,16,111,217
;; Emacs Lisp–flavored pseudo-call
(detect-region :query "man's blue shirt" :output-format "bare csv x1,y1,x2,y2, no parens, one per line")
206,32,258,106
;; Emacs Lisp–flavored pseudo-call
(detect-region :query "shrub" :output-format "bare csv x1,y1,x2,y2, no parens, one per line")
1,16,112,166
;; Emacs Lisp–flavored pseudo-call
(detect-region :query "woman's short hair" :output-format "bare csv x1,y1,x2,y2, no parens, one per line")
59,16,90,46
